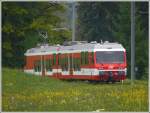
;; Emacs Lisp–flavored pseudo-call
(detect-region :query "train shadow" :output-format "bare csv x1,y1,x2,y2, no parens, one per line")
61,79,131,85
86,80,131,85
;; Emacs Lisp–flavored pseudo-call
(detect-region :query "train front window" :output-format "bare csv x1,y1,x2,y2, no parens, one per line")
96,51,124,64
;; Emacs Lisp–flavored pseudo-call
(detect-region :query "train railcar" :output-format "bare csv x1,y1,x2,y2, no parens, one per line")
24,41,127,82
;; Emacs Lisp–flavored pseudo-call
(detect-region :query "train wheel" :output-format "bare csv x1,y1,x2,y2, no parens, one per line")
87,80,94,83
107,76,116,84
105,80,110,84
112,80,116,84
105,76,112,83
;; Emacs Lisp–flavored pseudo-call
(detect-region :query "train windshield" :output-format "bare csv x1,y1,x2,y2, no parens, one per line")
96,51,124,64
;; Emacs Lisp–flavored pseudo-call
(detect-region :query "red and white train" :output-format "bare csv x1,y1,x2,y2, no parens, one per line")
24,41,127,82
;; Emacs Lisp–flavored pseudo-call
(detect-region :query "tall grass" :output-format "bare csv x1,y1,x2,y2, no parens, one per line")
2,68,148,111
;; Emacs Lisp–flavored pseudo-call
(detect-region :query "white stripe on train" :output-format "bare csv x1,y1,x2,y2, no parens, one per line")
24,68,127,76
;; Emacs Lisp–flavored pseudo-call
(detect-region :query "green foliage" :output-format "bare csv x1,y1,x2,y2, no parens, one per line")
112,2,148,79
2,68,148,111
2,2,71,68
49,30,71,45
134,2,148,79
77,2,119,42
112,3,131,78
77,2,148,79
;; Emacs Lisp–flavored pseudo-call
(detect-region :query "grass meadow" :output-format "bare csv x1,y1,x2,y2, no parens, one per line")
2,68,148,111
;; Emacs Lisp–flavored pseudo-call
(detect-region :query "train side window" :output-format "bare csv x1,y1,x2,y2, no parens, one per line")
34,60,41,72
77,58,81,71
46,59,52,71
76,58,79,71
58,53,61,65
64,54,68,71
91,52,94,64
74,58,77,71
81,52,85,65
53,53,56,65
62,56,65,71
74,58,80,71
49,59,52,71
70,55,72,69
81,51,88,65
61,57,66,71
80,52,82,65
59,55,62,67
34,61,38,72
85,51,89,64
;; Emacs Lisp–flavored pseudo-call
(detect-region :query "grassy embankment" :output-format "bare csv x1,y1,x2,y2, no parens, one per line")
2,68,148,111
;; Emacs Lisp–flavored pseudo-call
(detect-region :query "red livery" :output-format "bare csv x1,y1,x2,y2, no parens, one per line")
24,41,127,82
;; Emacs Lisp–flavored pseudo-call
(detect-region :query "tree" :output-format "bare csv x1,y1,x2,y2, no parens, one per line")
77,2,148,79
2,2,71,68
113,2,148,79
77,2,119,42
135,2,148,79
112,3,131,78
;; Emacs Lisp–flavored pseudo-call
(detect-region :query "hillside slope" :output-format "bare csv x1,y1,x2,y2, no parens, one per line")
2,68,148,111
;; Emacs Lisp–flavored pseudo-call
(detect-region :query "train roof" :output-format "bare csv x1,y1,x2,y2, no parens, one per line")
25,41,126,56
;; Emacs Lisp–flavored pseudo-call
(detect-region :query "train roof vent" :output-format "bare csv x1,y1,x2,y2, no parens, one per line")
71,41,78,45
63,41,88,46
107,47,112,49
90,41,97,44
104,41,109,43
28,48,35,53
36,43,49,48
56,44,60,46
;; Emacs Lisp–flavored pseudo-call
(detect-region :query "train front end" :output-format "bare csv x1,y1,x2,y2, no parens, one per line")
95,44,127,82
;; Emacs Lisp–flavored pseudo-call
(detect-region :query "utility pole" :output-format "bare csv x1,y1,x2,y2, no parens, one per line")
131,2,135,83
72,1,76,41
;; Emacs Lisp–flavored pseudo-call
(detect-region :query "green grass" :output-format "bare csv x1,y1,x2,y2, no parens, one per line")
2,68,148,111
